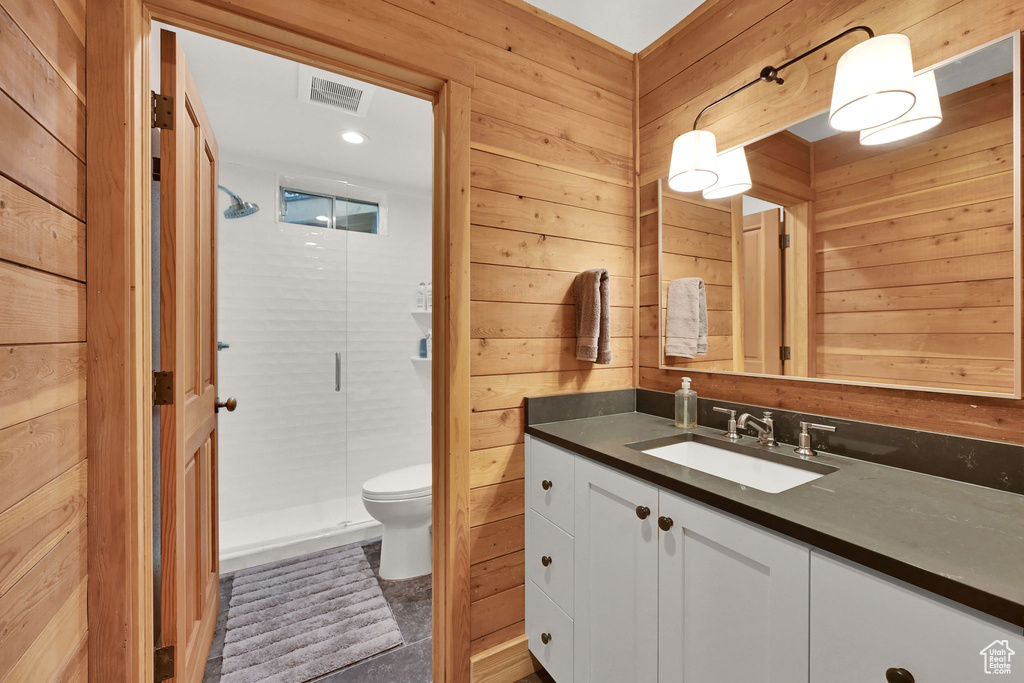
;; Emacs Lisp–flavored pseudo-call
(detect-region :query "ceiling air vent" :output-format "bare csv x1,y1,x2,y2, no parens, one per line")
297,64,375,117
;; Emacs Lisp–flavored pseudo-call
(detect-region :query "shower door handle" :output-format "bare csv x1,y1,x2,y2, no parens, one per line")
335,352,342,392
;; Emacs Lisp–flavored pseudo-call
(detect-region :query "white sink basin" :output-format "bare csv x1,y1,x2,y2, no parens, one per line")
643,440,827,493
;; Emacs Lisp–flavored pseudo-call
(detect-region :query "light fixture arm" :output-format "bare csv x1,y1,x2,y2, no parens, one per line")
691,25,875,130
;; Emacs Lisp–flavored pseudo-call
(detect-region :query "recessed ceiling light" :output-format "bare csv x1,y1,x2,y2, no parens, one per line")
316,215,329,222
341,130,368,144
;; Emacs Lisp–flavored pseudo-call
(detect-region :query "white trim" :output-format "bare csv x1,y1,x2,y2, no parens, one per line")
219,519,383,572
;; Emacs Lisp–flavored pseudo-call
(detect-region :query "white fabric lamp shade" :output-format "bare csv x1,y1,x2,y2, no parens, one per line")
829,33,917,132
702,147,751,199
859,70,942,145
668,130,718,192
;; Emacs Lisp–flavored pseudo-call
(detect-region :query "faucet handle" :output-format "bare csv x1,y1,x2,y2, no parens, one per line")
762,411,774,419
795,422,836,457
713,406,741,440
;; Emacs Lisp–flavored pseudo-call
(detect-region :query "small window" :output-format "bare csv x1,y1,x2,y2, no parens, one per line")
279,186,381,234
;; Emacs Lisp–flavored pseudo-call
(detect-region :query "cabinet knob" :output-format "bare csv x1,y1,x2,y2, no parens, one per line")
541,555,552,567
541,479,553,490
635,505,651,520
658,516,674,531
541,632,552,645
885,668,915,683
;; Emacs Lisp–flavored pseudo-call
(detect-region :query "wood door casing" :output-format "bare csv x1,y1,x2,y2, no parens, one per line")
159,29,220,683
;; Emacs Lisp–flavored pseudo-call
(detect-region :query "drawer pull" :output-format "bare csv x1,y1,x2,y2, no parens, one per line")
541,632,552,644
635,505,651,520
541,479,553,490
658,516,674,531
885,668,915,683
541,555,553,567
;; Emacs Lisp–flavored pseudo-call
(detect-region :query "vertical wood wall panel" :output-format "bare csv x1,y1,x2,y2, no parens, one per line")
0,0,88,677
637,0,1024,443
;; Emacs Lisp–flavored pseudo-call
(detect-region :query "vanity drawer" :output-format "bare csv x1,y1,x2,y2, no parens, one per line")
528,437,575,534
527,510,574,616
810,552,1024,682
527,580,574,683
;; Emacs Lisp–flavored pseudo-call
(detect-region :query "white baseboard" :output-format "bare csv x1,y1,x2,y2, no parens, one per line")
219,519,383,574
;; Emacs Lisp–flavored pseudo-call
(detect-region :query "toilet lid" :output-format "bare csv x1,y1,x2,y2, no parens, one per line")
362,464,432,500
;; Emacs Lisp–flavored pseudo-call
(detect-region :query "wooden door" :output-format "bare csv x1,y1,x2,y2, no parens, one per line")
740,209,783,375
573,458,659,683
159,29,220,683
658,490,809,683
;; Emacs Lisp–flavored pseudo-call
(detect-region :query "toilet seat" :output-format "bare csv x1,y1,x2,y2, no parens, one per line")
362,464,432,501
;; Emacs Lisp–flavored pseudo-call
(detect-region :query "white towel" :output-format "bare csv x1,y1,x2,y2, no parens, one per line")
665,277,707,358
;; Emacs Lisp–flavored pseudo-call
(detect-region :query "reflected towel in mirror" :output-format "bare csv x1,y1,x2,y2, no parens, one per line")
666,277,707,358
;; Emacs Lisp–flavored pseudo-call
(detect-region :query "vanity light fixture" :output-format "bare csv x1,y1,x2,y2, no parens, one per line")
668,26,919,193
702,147,751,200
859,70,943,145
341,130,368,144
668,130,719,192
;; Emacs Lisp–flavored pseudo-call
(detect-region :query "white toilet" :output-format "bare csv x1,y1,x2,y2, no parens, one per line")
361,464,432,580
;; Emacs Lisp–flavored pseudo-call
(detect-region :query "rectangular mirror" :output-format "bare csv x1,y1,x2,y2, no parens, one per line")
654,33,1021,397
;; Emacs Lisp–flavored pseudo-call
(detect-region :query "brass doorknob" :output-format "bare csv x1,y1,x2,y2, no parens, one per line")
541,555,552,567
658,516,674,531
635,505,651,520
541,479,553,490
540,632,552,644
216,397,237,412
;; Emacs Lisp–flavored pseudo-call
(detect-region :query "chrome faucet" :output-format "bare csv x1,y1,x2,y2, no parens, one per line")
737,411,777,447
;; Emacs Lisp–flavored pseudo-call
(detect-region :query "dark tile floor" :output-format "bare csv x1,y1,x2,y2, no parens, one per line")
203,538,432,683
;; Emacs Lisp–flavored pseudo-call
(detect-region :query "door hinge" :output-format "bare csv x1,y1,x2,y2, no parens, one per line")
153,371,174,406
780,346,792,362
152,91,174,129
779,234,791,250
154,645,175,683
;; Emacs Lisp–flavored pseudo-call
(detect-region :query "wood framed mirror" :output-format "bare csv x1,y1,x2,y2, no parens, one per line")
653,32,1022,398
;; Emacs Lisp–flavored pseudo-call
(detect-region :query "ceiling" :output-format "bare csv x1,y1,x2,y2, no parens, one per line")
155,24,434,190
526,0,704,53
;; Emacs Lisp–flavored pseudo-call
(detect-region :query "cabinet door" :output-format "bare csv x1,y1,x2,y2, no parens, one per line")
659,491,809,683
574,458,659,683
811,551,1024,682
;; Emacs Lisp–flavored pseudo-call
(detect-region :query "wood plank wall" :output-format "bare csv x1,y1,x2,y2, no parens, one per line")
194,0,636,661
814,75,1016,393
0,0,89,680
637,0,1024,444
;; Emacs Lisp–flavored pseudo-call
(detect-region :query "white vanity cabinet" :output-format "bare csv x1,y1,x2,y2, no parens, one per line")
573,456,660,683
810,552,1024,682
658,490,810,683
525,434,1021,683
526,435,810,683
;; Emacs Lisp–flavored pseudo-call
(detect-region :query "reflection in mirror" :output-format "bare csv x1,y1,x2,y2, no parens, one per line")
655,35,1020,396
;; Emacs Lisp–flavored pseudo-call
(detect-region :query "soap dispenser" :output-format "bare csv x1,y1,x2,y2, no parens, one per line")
675,377,697,429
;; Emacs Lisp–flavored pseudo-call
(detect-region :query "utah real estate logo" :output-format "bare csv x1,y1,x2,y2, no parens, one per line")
980,640,1015,675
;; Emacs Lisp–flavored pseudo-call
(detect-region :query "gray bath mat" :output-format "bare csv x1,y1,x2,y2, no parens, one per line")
219,544,403,683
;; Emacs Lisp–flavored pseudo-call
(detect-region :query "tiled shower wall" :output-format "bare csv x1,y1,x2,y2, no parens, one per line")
216,154,432,559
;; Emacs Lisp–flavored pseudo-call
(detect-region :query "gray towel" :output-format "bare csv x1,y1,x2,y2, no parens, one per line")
574,268,611,364
666,277,707,358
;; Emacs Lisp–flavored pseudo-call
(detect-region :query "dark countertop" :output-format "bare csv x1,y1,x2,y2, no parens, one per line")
526,411,1024,631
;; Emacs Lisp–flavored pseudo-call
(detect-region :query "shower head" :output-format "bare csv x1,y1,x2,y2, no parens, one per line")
218,185,260,219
